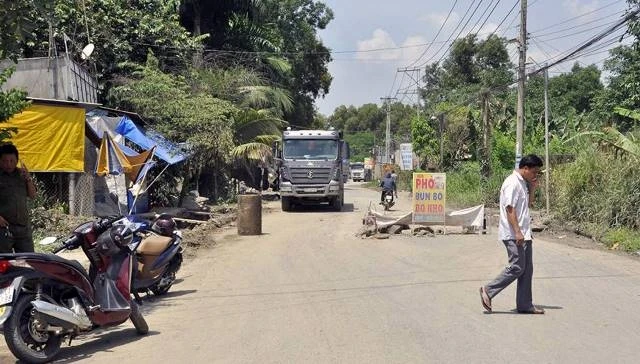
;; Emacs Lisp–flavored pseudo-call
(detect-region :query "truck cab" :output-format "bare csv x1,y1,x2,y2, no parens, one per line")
349,162,365,182
274,128,348,211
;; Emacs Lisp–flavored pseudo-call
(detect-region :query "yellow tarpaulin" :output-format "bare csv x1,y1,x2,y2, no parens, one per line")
95,133,155,184
5,104,85,172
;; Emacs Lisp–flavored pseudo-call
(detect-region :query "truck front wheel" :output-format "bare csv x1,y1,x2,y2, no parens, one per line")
330,194,343,212
282,197,293,212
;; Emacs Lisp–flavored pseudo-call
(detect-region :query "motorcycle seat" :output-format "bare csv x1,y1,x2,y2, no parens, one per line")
4,253,88,277
138,234,173,255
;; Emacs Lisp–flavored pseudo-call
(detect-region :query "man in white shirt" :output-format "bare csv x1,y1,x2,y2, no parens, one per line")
479,154,544,314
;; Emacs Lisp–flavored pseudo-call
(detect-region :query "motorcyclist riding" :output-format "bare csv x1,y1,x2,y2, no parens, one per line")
379,172,396,203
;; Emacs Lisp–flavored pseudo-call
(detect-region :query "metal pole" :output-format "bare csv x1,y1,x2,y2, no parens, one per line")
68,173,76,216
544,64,550,215
516,0,527,168
63,34,77,101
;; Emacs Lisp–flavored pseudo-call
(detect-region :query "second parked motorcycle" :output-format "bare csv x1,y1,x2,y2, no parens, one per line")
129,214,184,300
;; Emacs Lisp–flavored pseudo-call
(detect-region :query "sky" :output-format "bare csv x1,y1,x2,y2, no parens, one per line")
315,0,632,116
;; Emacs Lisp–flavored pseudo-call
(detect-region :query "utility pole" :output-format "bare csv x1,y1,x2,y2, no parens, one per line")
481,91,492,178
543,63,550,215
439,114,445,169
432,114,445,169
380,97,396,164
516,0,528,168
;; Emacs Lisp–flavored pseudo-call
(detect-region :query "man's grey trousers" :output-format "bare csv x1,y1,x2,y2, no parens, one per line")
485,240,535,311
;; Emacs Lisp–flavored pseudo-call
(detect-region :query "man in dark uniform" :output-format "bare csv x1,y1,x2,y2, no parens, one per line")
0,144,37,253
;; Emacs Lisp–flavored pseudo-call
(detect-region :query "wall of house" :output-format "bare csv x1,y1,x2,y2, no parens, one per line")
0,57,98,103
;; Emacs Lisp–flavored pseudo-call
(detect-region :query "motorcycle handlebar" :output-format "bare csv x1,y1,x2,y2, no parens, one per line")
50,216,122,255
53,235,79,254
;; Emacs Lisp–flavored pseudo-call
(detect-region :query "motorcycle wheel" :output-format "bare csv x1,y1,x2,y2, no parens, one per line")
150,253,182,296
129,301,149,335
149,271,175,296
3,294,62,364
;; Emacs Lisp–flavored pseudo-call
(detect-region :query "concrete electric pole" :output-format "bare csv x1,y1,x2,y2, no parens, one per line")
380,97,396,164
516,0,527,168
543,63,550,215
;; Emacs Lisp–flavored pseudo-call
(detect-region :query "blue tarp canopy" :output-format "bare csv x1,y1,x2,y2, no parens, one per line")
114,116,188,165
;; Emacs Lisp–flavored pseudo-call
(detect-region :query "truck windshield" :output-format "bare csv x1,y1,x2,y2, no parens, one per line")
350,163,364,169
283,139,338,160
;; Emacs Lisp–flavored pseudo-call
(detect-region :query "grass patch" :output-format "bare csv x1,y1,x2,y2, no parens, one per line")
602,227,640,252
445,162,511,208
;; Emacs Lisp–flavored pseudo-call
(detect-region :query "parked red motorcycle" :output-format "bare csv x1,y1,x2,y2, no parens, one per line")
0,216,148,363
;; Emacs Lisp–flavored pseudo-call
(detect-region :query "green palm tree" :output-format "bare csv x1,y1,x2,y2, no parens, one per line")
231,108,286,166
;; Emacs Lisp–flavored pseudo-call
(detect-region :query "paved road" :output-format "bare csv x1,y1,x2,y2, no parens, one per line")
3,182,640,363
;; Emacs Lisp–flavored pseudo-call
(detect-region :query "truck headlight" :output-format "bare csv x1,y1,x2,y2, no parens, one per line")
332,168,340,181
280,167,290,182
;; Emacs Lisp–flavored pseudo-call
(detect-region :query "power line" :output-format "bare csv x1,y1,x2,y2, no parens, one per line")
392,71,407,98
431,0,490,66
532,13,632,74
387,71,399,98
127,38,454,57
417,0,481,67
446,11,633,112
530,37,571,72
407,0,459,67
530,0,625,33
536,17,624,42
499,0,625,38
434,0,506,67
472,0,503,36
530,9,626,37
468,0,499,34
486,0,519,39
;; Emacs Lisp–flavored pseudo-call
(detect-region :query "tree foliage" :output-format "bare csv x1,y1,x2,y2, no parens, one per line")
178,0,334,126
0,0,53,61
0,67,29,123
17,0,204,87
108,53,236,171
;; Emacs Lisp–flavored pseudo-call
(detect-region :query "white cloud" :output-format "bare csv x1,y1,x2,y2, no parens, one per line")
563,0,599,19
400,35,429,63
355,30,431,63
421,12,461,28
356,29,400,61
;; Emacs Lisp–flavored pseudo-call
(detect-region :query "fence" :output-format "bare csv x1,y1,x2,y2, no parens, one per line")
33,172,95,216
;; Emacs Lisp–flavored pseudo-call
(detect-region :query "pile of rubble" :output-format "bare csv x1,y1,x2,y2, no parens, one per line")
355,214,439,239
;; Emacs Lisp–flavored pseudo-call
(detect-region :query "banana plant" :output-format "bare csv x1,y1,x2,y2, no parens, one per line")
566,107,640,159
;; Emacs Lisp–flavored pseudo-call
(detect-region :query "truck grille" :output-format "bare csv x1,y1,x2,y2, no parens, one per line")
290,168,332,184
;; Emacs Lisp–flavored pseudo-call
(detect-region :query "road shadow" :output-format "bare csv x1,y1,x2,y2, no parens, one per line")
484,304,564,315
38,328,160,363
135,289,199,315
288,203,355,213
